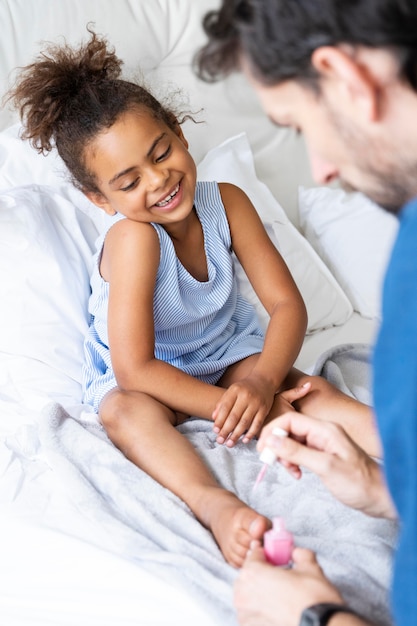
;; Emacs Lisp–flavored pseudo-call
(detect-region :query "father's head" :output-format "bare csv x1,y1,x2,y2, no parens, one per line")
195,0,417,213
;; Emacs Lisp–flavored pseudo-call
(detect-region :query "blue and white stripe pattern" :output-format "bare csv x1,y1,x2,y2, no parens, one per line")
83,181,264,411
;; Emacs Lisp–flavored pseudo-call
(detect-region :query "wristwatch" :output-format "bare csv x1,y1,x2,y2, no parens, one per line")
299,603,360,626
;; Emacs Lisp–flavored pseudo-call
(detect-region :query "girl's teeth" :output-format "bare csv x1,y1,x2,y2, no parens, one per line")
156,184,179,207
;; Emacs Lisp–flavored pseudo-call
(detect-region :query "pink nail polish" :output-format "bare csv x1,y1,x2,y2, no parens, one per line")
263,517,294,567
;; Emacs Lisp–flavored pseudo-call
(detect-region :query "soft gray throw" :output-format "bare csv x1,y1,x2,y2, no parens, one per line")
1,343,396,625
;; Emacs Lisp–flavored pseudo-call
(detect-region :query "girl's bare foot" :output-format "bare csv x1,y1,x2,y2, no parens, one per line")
199,487,271,567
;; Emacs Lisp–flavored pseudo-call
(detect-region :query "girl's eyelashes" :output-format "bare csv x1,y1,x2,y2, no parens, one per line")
120,178,139,192
118,144,171,191
155,145,171,162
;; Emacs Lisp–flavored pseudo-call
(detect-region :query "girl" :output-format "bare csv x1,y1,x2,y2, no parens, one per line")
8,30,380,567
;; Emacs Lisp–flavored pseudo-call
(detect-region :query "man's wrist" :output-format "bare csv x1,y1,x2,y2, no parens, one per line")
367,460,397,520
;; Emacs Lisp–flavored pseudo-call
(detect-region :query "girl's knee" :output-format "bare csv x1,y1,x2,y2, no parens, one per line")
305,374,333,394
99,389,129,431
99,388,179,433
293,374,336,411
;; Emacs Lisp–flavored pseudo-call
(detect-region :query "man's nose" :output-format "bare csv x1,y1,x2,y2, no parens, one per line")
309,150,339,185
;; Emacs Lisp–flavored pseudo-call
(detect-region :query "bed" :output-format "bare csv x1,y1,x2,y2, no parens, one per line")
0,2,400,625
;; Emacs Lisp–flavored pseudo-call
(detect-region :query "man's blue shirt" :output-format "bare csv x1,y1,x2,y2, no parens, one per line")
373,198,417,625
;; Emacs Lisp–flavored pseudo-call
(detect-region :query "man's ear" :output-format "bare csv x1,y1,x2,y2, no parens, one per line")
84,190,117,216
311,46,380,122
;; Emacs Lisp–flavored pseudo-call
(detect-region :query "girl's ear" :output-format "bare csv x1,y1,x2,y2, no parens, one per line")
311,46,380,122
84,190,117,216
167,112,189,148
176,123,189,149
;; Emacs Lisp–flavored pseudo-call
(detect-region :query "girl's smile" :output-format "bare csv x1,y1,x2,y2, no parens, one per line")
153,181,182,211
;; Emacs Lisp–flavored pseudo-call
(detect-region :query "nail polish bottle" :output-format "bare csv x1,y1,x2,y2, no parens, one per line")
263,517,294,567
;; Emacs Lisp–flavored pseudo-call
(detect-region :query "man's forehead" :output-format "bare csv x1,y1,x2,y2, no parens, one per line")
253,79,310,118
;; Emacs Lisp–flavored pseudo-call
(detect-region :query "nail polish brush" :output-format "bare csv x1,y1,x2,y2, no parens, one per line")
253,426,288,492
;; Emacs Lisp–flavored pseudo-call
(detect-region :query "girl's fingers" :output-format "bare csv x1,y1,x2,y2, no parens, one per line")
279,382,311,405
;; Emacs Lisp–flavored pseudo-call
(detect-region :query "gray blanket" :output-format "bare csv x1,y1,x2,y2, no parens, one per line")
3,344,397,625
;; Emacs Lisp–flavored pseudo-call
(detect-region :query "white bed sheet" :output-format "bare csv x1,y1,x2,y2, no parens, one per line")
0,516,218,626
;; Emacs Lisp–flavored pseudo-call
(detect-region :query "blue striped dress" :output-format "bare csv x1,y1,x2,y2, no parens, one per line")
83,181,264,411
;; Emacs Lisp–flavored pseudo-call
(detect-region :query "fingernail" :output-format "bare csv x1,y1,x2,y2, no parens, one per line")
272,427,288,438
266,435,284,448
216,436,225,444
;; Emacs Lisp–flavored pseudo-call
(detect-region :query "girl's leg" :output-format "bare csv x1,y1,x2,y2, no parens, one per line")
100,388,270,567
277,367,382,458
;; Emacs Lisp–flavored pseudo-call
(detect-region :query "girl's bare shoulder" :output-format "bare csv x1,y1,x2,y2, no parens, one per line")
101,219,160,280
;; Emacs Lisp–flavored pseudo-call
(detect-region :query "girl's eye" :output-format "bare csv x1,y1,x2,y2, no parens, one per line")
156,146,171,162
120,178,139,192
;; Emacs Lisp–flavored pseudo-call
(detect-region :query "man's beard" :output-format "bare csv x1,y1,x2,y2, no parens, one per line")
327,105,417,215
340,178,409,214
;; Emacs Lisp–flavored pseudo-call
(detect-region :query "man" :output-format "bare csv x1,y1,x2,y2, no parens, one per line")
196,1,417,625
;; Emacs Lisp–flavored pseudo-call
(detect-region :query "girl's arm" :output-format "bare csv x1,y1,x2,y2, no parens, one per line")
102,218,224,419
213,182,308,438
221,182,307,386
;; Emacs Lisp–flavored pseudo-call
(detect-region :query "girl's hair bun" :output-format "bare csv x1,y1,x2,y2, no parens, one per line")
6,26,122,153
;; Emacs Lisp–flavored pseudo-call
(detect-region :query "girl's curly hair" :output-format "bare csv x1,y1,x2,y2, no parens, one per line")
7,27,186,193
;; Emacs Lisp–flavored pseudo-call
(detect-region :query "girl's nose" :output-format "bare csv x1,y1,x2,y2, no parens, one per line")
146,165,169,190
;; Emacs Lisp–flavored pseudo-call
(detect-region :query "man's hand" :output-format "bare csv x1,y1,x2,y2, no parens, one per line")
258,413,397,519
234,542,344,626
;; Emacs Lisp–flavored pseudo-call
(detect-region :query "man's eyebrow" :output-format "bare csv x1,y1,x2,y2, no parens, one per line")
108,132,167,186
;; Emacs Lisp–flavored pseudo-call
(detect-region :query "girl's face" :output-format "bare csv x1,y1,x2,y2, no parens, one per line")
84,108,197,225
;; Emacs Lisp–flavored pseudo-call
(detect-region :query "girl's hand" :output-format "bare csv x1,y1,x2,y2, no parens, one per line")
212,375,275,446
270,382,312,422
213,381,312,447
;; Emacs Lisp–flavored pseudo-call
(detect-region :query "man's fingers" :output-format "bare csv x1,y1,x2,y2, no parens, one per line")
263,432,334,480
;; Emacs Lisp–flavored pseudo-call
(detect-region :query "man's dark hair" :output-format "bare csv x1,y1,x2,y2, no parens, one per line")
195,0,417,90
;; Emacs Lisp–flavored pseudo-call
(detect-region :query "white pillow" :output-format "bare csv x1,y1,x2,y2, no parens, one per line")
197,134,353,333
299,186,399,319
0,123,109,232
0,185,98,417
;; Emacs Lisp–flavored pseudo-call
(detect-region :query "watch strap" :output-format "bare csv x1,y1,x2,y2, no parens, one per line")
300,602,360,626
